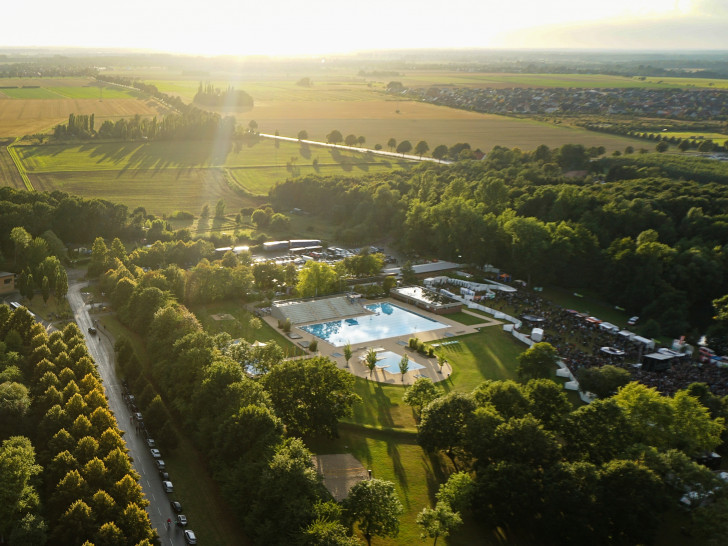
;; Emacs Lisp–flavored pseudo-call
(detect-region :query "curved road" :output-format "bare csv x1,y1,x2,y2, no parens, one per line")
68,280,186,545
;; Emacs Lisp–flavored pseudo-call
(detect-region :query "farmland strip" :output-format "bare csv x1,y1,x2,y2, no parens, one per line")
7,138,34,191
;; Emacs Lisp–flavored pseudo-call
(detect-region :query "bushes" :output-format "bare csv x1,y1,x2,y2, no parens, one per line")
408,337,435,356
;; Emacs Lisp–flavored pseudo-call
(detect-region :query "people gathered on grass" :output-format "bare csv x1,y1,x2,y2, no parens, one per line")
489,288,728,397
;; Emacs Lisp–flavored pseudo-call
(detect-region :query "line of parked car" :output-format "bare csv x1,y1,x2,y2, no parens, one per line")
122,380,197,545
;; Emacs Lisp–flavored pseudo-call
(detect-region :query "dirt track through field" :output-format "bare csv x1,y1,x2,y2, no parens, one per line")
0,140,25,189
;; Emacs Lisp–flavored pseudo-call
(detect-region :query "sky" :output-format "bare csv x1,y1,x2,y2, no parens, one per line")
3,0,727,56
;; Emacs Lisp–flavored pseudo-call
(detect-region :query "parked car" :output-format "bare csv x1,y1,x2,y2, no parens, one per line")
184,530,197,544
162,480,174,493
146,438,156,448
156,459,166,470
627,316,639,326
159,471,169,480
176,515,188,527
150,448,161,458
170,500,183,513
134,412,143,422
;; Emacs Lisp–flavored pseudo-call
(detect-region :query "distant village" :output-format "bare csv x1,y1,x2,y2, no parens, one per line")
397,85,728,121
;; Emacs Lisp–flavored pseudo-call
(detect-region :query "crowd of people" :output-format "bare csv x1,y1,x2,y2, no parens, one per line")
487,288,728,397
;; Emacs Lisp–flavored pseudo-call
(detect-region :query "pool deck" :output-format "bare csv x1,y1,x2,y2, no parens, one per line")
261,299,502,385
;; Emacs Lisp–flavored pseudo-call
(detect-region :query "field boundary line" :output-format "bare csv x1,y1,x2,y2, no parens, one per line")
7,139,34,191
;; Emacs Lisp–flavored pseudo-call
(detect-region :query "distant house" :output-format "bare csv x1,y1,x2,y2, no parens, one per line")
0,272,15,296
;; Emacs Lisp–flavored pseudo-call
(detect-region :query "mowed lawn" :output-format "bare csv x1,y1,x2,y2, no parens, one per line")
322,325,529,544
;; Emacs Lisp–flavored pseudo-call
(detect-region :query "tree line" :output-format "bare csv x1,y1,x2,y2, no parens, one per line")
193,82,254,109
0,307,156,544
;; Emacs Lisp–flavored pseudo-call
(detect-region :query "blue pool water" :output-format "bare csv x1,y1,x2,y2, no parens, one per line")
372,351,425,374
300,302,449,347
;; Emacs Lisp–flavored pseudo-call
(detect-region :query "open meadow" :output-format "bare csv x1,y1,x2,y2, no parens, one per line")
0,77,167,137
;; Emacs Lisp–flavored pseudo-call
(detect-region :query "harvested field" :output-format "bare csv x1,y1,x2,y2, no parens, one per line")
0,98,164,137
0,140,25,189
237,102,642,153
28,168,258,215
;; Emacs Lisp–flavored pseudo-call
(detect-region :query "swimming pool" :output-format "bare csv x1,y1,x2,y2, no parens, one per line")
300,302,449,347
370,351,425,374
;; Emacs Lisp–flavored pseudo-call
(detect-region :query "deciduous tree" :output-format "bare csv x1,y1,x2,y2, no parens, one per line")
344,478,403,546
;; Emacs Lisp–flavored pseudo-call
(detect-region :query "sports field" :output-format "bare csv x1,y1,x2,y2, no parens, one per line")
0,77,166,137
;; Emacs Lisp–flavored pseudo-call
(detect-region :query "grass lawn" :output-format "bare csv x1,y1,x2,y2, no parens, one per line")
189,300,305,357
446,311,494,326
537,286,631,328
19,294,72,322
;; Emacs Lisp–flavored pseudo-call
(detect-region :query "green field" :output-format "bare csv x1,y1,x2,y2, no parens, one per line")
659,131,728,146
152,79,385,103
48,85,139,99
0,87,66,99
11,138,413,214
29,168,257,216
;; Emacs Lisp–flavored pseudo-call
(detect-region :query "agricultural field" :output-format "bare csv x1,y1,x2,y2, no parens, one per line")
9,138,413,214
151,78,384,103
360,70,728,90
0,77,166,137
660,131,728,147
139,74,642,151
0,140,25,189
28,168,255,215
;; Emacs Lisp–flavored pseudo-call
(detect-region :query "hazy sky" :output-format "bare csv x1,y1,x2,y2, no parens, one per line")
3,0,727,55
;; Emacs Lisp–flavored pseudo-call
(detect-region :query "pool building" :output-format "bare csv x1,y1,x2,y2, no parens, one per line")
390,286,462,315
268,295,462,384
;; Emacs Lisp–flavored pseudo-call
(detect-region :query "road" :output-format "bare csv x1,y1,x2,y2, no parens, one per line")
67,280,186,545
258,132,453,164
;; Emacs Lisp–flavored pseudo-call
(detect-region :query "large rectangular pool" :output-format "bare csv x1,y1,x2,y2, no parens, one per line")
300,302,449,347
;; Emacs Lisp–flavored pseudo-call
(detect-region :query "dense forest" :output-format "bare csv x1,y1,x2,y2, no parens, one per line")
270,146,728,344
0,308,156,544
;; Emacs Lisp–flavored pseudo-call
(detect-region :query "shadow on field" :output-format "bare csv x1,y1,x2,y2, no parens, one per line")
78,139,234,171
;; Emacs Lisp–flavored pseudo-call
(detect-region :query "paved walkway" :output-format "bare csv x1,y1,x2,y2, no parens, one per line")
262,298,502,385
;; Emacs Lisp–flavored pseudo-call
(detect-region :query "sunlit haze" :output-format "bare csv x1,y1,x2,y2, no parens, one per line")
4,0,727,56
